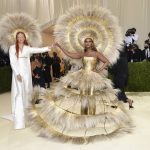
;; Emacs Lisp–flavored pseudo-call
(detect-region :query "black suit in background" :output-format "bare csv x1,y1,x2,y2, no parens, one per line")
33,66,45,88
141,49,146,61
109,46,128,102
42,54,53,88
141,48,150,61
52,56,61,79
132,49,141,62
127,49,133,62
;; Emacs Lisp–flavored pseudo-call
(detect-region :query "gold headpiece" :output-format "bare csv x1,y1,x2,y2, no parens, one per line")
54,7,123,64
12,29,29,40
7,29,29,43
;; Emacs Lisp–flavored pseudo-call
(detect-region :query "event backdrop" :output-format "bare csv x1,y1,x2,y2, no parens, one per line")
0,0,150,47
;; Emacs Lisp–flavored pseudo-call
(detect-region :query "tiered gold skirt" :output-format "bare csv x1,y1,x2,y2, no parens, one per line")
28,69,133,143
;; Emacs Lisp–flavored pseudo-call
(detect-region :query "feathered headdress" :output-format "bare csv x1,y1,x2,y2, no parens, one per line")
54,7,123,64
0,13,42,53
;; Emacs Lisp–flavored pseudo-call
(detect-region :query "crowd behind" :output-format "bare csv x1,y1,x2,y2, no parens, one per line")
0,28,150,89
124,28,150,62
30,52,71,89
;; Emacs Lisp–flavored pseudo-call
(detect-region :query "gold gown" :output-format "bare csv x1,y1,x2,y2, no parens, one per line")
29,57,133,143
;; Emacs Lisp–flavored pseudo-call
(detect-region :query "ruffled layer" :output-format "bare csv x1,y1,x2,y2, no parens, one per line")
28,108,133,144
27,70,133,143
53,87,118,114
27,86,133,144
29,97,131,130
61,69,113,91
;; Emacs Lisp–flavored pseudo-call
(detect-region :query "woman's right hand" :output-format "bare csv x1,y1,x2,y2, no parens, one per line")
54,42,82,59
16,74,22,82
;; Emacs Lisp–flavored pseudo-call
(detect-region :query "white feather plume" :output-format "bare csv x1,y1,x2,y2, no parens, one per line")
0,13,42,53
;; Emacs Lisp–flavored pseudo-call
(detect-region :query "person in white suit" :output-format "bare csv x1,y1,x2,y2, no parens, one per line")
9,31,52,129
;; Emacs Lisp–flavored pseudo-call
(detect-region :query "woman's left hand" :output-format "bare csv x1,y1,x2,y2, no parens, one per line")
93,68,103,73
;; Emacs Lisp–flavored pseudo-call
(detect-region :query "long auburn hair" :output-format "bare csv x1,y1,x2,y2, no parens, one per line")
15,32,28,58
84,38,97,52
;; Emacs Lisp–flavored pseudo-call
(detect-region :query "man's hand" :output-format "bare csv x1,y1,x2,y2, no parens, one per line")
35,75,40,79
